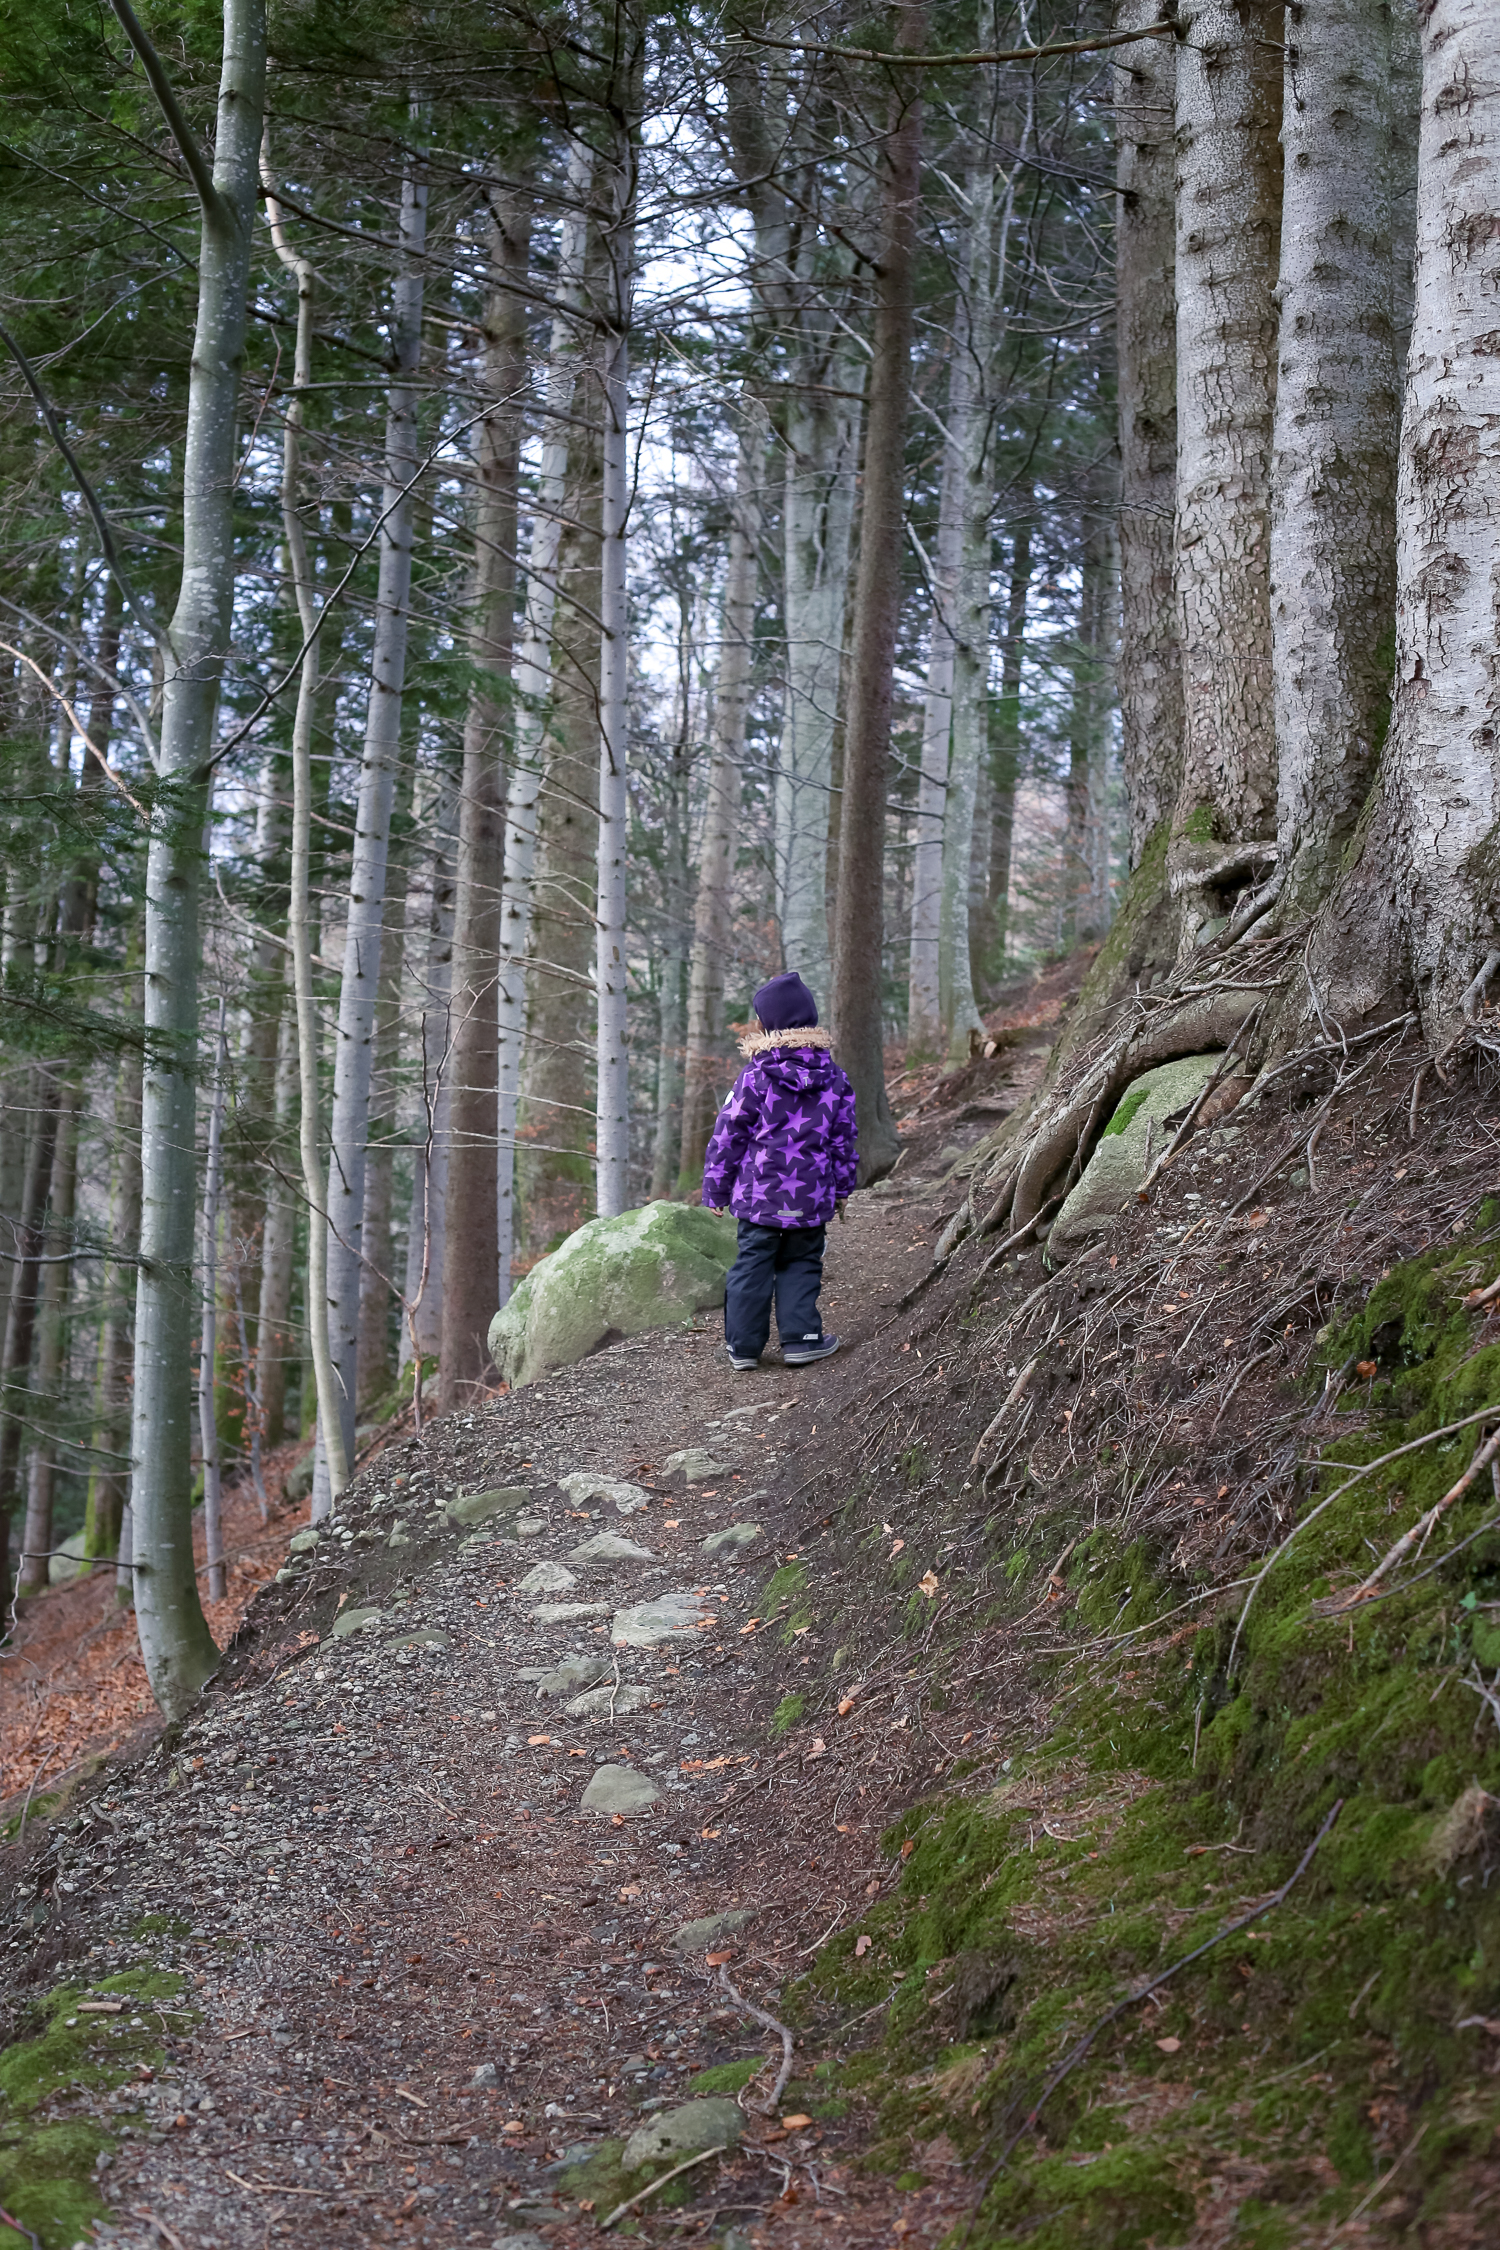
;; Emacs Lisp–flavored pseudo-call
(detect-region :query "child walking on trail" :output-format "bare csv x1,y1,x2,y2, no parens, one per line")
701,972,858,1370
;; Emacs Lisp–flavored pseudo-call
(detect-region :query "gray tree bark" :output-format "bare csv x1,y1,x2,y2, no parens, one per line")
1169,0,1282,951
318,137,427,1509
401,756,458,1365
196,1002,228,1602
1115,0,1182,863
1270,0,1398,921
16,1093,79,1599
441,186,529,1400
677,430,757,1192
830,10,925,1182
111,0,266,1715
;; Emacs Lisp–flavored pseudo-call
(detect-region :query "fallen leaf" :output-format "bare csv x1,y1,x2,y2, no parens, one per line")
739,1618,761,1635
502,2119,525,2134
837,1695,855,1716
527,1734,552,1746
611,1813,624,1827
918,1570,940,1599
806,1738,826,1759
900,1838,916,1859
782,2113,813,2130
663,1519,680,1528
890,1539,905,1556
854,1934,872,1958
1155,2036,1182,2054
1355,1360,1378,1380
706,1951,733,1966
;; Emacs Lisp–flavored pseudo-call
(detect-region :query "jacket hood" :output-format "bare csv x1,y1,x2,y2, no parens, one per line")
737,1024,834,1059
739,1027,841,1097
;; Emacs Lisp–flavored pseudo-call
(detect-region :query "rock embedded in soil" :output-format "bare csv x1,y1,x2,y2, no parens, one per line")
672,1907,760,1952
621,2095,745,2170
611,1592,712,1648
558,1472,654,1514
446,1483,530,1528
330,1607,382,1640
517,1560,577,1595
387,1629,450,1652
487,1201,736,1385
531,1600,612,1623
535,1655,612,1698
567,1533,657,1567
701,1522,764,1559
580,1765,663,1816
663,1447,730,1482
564,1683,655,1717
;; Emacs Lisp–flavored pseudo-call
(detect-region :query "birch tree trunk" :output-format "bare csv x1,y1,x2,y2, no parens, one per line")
830,11,925,1182
978,516,1031,990
677,429,757,1192
441,187,529,1400
253,991,296,1447
596,111,639,1221
495,142,592,1307
319,138,427,1505
1270,0,1398,920
112,0,266,1715
907,336,969,1063
1169,0,1283,951
1389,0,1420,381
85,1028,142,1565
1115,0,1182,863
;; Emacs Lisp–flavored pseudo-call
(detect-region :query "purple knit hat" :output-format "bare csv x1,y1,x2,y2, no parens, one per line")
752,972,819,1030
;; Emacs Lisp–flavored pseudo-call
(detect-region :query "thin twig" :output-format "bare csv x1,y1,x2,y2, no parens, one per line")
718,1965,795,2112
599,2144,725,2231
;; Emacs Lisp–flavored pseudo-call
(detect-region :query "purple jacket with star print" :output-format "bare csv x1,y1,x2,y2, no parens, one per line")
701,1026,859,1228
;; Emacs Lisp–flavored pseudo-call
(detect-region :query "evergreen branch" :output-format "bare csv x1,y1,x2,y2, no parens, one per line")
727,21,1175,69
106,0,226,225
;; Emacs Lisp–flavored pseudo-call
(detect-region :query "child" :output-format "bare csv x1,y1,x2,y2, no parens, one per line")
701,972,858,1369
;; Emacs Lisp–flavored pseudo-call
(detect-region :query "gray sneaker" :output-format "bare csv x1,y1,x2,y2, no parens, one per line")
783,1332,839,1366
727,1348,760,1371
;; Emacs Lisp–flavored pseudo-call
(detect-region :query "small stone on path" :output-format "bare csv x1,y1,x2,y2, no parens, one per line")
517,1560,577,1594
701,1522,764,1558
564,1683,654,1717
385,1629,450,1652
567,1533,656,1567
558,1472,653,1515
535,1655,611,1698
663,1448,729,1482
611,1592,712,1648
446,1483,530,1527
672,1907,760,1952
330,1607,381,1640
621,2095,744,2170
531,1600,611,1623
580,1765,663,1816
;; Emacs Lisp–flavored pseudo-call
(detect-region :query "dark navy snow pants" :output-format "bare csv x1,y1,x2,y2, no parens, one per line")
724,1220,826,1360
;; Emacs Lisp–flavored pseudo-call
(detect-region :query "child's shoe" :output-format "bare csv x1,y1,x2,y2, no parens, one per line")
783,1332,839,1365
727,1348,760,1371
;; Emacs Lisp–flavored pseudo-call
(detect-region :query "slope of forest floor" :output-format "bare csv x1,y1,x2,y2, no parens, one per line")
5,955,1500,2249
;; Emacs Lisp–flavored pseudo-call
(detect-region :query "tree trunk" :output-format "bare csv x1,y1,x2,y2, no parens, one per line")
401,756,458,1365
979,516,1031,992
16,1092,79,1599
1115,0,1182,864
775,353,862,1002
1315,0,1500,1045
0,1085,58,1609
830,9,925,1182
1065,466,1118,947
1270,0,1398,920
441,186,529,1401
197,1003,228,1602
596,105,639,1222
677,430,757,1193
1390,0,1420,382
319,136,427,1507
907,315,969,1063
1170,0,1283,950
112,0,266,1716
496,139,592,1308
253,988,296,1447
85,1030,142,1566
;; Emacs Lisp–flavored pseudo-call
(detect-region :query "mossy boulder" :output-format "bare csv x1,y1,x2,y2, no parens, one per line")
488,1203,737,1387
1050,1052,1221,1256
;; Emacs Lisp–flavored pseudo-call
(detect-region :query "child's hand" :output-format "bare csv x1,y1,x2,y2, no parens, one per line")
835,1198,848,1223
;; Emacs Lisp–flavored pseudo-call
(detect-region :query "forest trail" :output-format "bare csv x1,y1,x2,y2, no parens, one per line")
2,1080,1022,2250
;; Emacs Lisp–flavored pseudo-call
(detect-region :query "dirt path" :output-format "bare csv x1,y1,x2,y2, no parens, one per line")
4,1119,1011,2250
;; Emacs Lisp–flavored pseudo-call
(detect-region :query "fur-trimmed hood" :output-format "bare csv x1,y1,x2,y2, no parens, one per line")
736,1023,834,1059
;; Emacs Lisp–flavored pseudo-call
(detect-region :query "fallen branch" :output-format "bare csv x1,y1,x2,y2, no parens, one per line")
965,1799,1342,2224
969,1195,1064,1289
1329,1420,1500,1610
969,1356,1040,1467
719,1964,795,2113
1226,1404,1500,1673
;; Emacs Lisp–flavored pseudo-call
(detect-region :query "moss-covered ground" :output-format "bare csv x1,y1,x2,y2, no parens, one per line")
773,1228,1500,2245
0,1969,188,2249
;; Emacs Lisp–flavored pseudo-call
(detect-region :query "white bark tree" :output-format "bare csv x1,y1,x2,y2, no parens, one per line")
317,136,427,1511
196,1001,228,1602
109,0,266,1716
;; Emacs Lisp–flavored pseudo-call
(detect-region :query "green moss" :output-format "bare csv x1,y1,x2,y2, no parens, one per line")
763,1561,809,1609
0,1970,192,2249
684,2058,760,2094
554,2135,703,2217
132,1913,189,1938
772,1692,806,1737
1102,1085,1151,1140
778,1226,1500,2245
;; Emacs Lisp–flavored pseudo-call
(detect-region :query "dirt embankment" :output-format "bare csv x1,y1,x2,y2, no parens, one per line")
6,961,1500,2249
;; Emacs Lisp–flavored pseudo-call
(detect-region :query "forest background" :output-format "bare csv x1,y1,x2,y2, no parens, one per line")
0,0,1494,1721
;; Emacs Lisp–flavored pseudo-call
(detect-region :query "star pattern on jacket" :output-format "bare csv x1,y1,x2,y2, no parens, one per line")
701,1036,858,1229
